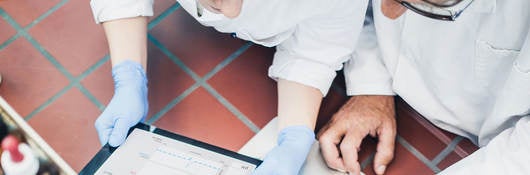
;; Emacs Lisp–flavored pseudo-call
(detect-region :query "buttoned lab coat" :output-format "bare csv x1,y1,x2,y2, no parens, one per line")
345,0,530,174
90,0,369,96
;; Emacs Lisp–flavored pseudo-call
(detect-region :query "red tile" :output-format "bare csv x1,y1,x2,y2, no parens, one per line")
396,97,457,141
358,137,377,164
0,38,69,116
81,44,196,119
438,140,478,171
455,138,479,156
80,60,113,106
146,44,196,118
208,45,276,128
149,9,246,76
153,87,255,151
315,90,349,132
0,0,61,27
364,143,434,175
28,88,100,172
151,0,178,22
396,99,447,160
0,18,16,44
29,0,108,76
437,151,463,171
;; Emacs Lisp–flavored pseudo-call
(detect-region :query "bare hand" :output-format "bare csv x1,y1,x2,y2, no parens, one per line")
317,95,396,175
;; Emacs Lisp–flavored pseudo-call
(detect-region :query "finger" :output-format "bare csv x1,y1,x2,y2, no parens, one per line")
319,127,346,171
108,117,133,147
316,122,332,139
374,124,396,175
340,130,364,175
94,117,112,146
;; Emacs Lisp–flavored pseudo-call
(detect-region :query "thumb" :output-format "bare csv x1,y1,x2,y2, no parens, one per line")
373,125,396,175
108,118,134,147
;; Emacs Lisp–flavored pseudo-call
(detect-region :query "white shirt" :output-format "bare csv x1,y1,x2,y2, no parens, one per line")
348,0,530,174
90,0,370,96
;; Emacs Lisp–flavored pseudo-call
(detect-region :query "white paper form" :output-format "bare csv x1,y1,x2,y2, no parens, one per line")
95,129,257,175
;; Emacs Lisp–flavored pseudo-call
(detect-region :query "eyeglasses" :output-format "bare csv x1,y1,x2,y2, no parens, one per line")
396,0,474,21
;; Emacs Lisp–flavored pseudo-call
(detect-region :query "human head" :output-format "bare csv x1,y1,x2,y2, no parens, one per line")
381,0,473,21
197,0,243,18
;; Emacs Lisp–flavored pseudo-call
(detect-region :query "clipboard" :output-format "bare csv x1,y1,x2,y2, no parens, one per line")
80,123,262,175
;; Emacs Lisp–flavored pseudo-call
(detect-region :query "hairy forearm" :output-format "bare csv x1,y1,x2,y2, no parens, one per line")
277,79,323,131
102,17,148,69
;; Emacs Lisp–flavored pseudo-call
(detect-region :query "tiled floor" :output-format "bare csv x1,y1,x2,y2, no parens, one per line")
0,0,478,174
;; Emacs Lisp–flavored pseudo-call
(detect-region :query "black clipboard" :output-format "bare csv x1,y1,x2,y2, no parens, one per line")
80,123,262,175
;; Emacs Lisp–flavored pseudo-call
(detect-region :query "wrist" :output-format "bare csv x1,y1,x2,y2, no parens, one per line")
112,60,147,89
278,126,315,147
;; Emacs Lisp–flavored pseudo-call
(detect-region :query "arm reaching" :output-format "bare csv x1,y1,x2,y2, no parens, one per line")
253,79,322,175
94,17,149,147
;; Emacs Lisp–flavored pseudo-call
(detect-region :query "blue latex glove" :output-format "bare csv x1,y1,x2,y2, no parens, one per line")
253,125,315,175
94,60,148,147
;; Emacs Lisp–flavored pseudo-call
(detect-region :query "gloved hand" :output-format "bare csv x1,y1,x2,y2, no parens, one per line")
95,60,148,147
253,125,315,175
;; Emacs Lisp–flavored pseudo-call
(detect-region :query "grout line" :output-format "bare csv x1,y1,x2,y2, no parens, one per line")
24,35,74,79
0,33,20,51
75,84,105,111
148,3,181,30
0,8,75,80
24,55,109,120
397,135,441,173
202,42,253,80
431,136,463,166
146,83,201,124
360,153,375,170
78,55,110,79
201,83,260,133
24,0,69,29
147,34,202,81
16,0,175,119
147,34,260,133
0,0,68,50
24,84,75,120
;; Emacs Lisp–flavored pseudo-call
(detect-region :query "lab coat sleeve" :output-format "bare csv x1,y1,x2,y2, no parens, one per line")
439,31,530,175
343,14,395,96
268,0,369,96
439,117,530,175
90,0,154,23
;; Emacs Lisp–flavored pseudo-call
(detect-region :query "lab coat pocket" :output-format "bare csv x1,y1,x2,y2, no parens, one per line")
474,40,520,89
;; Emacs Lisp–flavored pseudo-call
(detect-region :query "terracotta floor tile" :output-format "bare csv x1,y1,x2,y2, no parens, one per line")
149,9,246,76
0,18,16,44
0,0,61,27
151,0,178,22
375,143,434,175
153,87,255,151
358,137,377,165
0,38,69,116
28,88,100,172
396,99,447,160
29,0,108,76
208,45,276,128
81,44,196,119
80,60,113,106
315,89,349,132
456,138,479,155
437,151,463,171
145,44,196,119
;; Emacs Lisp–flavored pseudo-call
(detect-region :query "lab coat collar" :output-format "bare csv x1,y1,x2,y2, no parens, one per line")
465,0,496,14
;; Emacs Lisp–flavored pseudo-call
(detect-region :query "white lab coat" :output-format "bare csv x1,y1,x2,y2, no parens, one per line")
345,0,530,174
90,0,369,96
